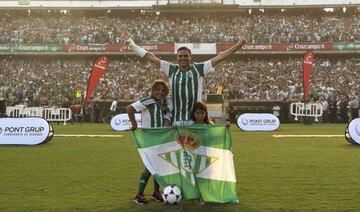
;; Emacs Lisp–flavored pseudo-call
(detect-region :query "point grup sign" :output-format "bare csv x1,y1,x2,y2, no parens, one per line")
0,117,53,145
345,118,360,145
110,113,142,131
237,113,280,131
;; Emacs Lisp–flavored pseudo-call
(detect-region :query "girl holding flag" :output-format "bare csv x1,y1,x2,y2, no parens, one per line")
190,101,214,125
190,101,231,127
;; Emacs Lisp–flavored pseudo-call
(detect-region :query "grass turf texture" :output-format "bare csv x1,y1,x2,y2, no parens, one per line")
1,123,360,211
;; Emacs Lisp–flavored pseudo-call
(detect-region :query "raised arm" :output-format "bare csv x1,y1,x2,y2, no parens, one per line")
211,35,246,67
125,37,161,67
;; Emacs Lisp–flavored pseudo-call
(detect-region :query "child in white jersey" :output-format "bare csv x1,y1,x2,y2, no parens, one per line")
127,80,172,204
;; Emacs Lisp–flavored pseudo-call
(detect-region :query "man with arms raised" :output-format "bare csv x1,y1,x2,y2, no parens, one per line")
125,35,246,125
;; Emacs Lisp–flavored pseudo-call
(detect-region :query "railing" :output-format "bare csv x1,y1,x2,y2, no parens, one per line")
6,105,72,125
290,102,323,122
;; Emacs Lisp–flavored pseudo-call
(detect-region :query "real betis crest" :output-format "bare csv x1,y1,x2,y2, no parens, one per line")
159,129,218,186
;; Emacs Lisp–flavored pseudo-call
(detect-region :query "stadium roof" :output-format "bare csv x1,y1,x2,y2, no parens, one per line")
0,0,359,9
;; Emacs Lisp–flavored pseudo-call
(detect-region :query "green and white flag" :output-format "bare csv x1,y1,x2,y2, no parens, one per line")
131,125,239,203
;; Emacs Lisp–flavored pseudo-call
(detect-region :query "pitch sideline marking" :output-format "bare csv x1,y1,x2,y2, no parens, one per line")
273,135,343,138
55,134,123,138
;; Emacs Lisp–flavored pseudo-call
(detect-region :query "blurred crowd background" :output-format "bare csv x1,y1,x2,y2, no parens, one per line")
0,56,358,108
0,12,359,44
0,9,359,123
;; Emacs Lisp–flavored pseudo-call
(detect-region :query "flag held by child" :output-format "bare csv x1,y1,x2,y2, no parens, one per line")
131,125,239,203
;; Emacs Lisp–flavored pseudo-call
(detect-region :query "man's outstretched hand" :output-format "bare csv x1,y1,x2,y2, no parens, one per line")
237,33,247,46
120,33,130,45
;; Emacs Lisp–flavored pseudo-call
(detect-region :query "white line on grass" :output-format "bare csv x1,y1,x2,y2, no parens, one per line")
55,134,123,138
273,135,343,138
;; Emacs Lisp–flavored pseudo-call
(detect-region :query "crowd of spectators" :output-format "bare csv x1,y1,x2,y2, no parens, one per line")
0,12,359,44
0,56,359,107
209,57,360,102
0,57,165,106
1,11,358,122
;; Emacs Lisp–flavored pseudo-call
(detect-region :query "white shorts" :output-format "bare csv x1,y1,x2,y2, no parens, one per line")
172,120,193,126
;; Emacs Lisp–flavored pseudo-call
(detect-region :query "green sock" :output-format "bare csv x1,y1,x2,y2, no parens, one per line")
137,171,151,195
153,178,160,193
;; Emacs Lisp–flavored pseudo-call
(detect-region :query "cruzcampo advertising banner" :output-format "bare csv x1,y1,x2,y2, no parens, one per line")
0,44,61,52
131,125,238,203
333,42,360,51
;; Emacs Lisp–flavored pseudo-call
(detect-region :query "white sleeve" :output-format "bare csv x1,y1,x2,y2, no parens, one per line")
131,101,146,112
110,101,117,111
163,113,172,121
163,96,173,120
203,60,214,76
160,60,172,76
166,96,173,112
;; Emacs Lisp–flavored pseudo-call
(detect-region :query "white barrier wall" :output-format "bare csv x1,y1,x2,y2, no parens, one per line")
207,104,224,118
290,102,323,122
6,106,72,125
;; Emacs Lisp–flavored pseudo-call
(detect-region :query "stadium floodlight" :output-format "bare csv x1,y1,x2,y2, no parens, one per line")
323,8,334,13
342,7,346,13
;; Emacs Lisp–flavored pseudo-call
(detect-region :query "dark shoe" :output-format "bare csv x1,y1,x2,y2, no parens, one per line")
193,199,205,205
152,191,163,202
134,194,148,205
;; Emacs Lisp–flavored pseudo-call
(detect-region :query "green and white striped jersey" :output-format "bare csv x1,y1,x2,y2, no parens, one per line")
131,96,171,128
160,60,213,122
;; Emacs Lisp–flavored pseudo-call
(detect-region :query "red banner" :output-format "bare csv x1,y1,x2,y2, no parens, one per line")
303,50,314,103
84,56,110,105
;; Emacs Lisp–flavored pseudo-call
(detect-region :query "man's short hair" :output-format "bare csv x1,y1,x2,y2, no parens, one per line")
177,46,192,56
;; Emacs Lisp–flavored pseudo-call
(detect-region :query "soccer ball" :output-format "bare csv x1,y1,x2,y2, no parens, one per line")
162,185,182,204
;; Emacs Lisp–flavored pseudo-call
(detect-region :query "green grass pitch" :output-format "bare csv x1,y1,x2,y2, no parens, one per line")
1,123,360,211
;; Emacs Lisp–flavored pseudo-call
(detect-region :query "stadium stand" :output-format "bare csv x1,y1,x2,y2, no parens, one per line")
0,5,359,123
0,11,359,44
